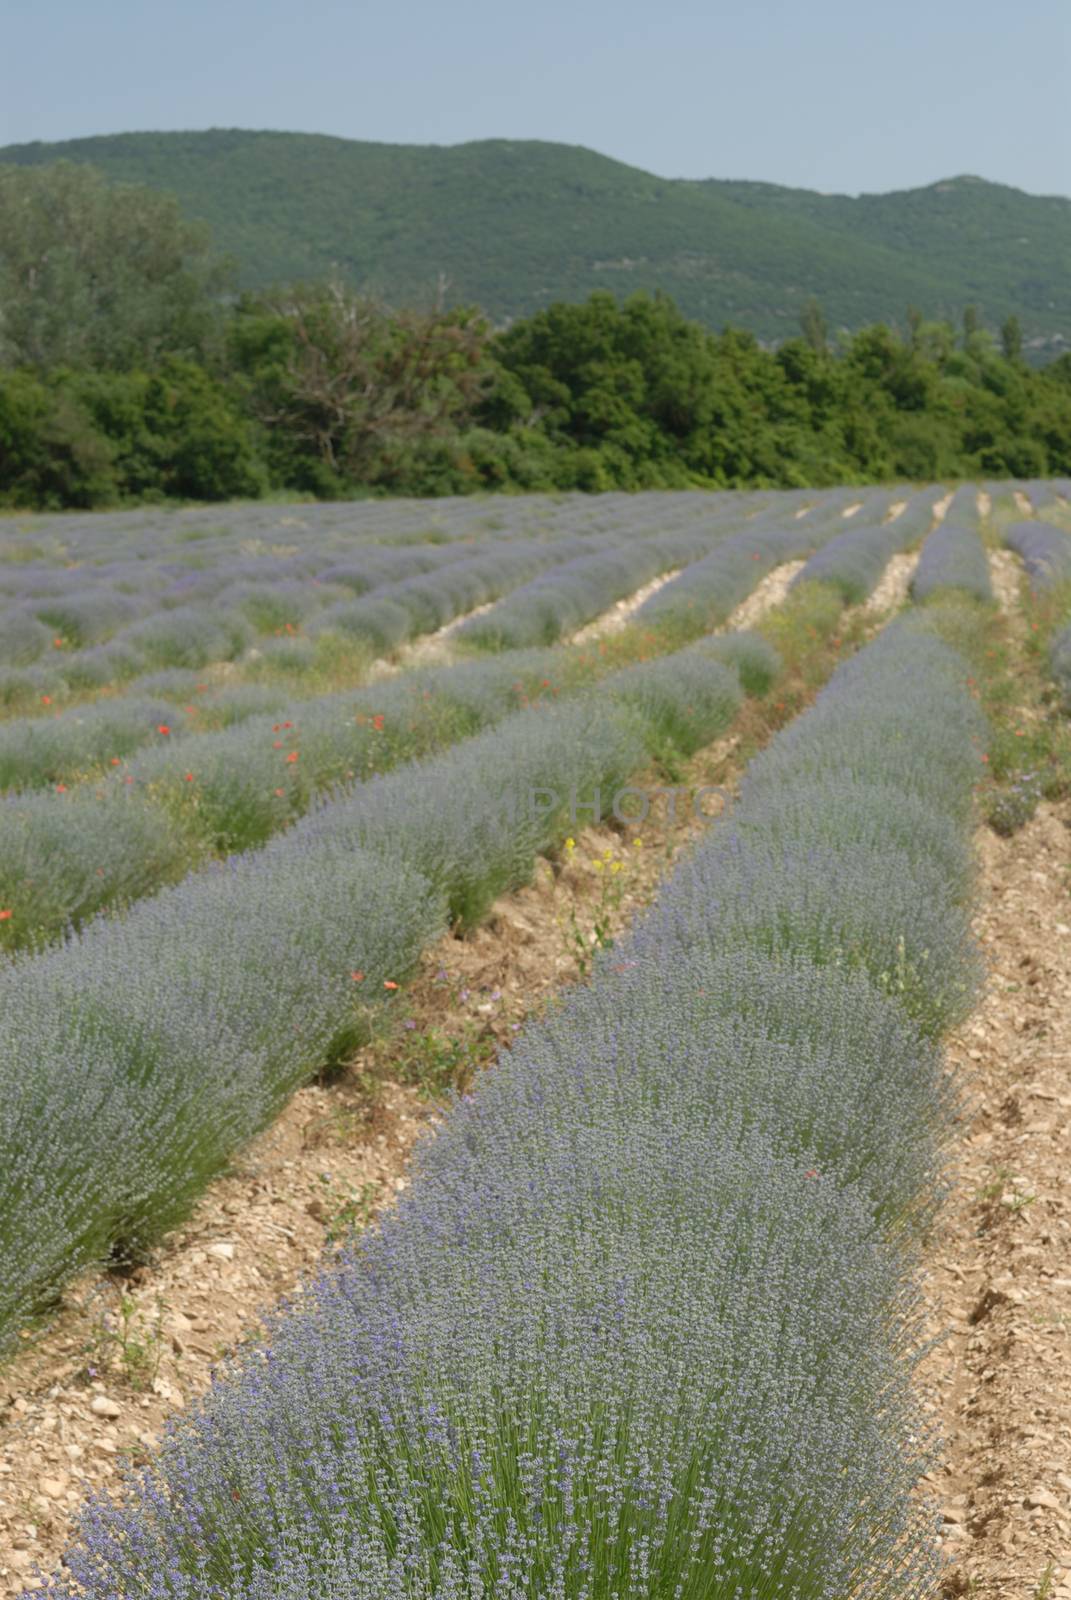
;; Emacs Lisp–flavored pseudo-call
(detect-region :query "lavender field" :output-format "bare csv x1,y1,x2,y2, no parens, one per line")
2,480,1071,1597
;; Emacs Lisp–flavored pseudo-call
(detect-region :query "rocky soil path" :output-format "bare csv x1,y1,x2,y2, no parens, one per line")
929,802,1071,1600
923,542,1071,1598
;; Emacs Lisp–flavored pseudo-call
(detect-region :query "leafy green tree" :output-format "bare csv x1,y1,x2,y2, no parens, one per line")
799,297,828,353
0,370,116,507
1000,314,1023,362
0,162,228,371
230,281,495,490
914,319,957,369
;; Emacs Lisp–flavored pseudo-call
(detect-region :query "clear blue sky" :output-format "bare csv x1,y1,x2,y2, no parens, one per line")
3,0,1068,196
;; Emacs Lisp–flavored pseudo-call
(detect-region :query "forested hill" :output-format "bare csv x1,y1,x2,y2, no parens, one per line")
2,130,1069,352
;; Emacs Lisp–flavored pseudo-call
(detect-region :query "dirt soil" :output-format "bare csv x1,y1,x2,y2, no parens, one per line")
926,803,1071,1600
990,550,1024,614
866,551,921,613
727,560,806,628
570,569,681,642
367,601,496,679
922,545,1071,1598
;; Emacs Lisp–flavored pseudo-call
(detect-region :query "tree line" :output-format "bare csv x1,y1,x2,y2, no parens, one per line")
2,162,1070,508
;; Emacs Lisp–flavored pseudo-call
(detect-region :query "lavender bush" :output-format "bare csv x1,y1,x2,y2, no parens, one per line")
0,789,192,953
688,629,782,694
0,698,185,791
0,630,758,1338
277,700,649,927
0,490,809,711
1004,520,1071,590
792,488,937,603
1020,480,1063,513
40,611,982,1599
598,653,742,758
0,656,558,938
0,684,322,796
31,591,142,648
0,592,771,942
308,539,593,653
910,487,993,604
0,609,53,666
456,529,722,651
634,488,877,639
0,843,443,1338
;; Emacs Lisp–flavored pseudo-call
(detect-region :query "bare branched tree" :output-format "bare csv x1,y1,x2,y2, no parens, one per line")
251,279,493,477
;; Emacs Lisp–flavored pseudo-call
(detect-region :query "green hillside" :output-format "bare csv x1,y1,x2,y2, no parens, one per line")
2,130,1069,351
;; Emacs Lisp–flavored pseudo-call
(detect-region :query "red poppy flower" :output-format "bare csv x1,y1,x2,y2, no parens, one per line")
184,773,195,782
110,757,121,766
286,751,299,763
157,725,171,736
55,783,67,793
41,695,52,706
383,980,398,990
274,787,285,797
351,971,365,983
0,910,12,922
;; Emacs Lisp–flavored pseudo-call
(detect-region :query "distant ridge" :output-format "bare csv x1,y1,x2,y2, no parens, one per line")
3,130,1069,352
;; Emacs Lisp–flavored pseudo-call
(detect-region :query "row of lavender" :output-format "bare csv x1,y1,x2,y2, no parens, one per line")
794,486,936,599
1,492,762,707
0,480,858,793
0,532,601,695
2,481,948,959
0,648,581,949
453,488,848,650
626,485,883,634
0,490,870,951
0,490,846,794
0,616,786,951
0,626,770,1352
0,488,936,1320
1004,517,1071,700
41,608,986,1598
910,484,991,602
